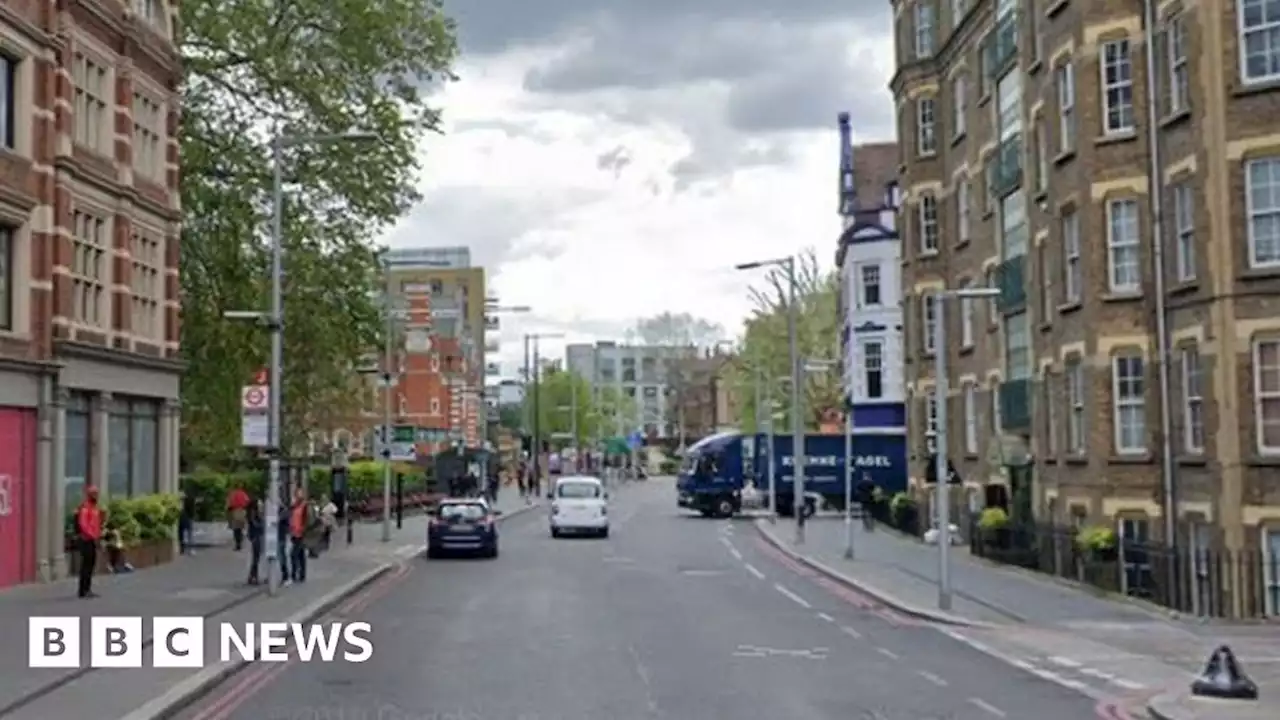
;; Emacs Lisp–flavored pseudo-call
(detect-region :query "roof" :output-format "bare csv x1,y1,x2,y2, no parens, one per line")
851,142,899,209
687,429,741,453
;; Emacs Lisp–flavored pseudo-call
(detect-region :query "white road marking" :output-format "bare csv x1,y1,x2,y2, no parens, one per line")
1110,677,1145,690
719,536,735,550
876,647,900,660
816,612,835,623
917,670,948,686
394,544,424,558
729,547,743,561
939,629,1105,701
1079,667,1115,680
1049,656,1082,668
774,583,812,608
627,644,660,715
744,563,766,580
840,625,862,639
968,698,1006,717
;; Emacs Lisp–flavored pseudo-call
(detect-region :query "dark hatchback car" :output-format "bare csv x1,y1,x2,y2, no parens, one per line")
427,499,499,559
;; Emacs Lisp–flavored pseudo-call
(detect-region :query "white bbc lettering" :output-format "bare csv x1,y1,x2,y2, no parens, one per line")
152,616,205,668
852,455,892,468
90,616,143,667
28,617,81,668
219,622,374,663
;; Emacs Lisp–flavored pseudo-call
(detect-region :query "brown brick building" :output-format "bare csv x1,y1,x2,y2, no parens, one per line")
669,350,736,444
894,0,1280,612
0,1,182,586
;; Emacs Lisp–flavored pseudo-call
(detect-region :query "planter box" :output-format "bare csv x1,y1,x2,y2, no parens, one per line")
66,538,177,576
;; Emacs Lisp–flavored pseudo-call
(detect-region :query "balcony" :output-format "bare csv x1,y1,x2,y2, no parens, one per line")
998,378,1032,432
995,255,1026,313
989,12,1018,78
989,134,1022,198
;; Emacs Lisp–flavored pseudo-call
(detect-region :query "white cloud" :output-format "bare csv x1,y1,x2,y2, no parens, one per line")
379,22,895,378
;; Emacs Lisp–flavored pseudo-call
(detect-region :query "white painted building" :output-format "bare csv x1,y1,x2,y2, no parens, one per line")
565,341,689,438
836,115,905,431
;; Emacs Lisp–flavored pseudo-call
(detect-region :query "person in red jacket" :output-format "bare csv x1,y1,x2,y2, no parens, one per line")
226,486,250,551
75,486,104,598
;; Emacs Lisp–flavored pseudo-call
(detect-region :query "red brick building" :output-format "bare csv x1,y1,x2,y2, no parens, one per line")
0,0,182,586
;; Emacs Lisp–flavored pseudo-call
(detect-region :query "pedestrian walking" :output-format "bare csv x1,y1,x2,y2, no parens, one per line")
319,495,337,550
246,499,264,584
288,488,310,583
74,486,103,598
226,485,250,551
178,485,195,555
276,502,291,583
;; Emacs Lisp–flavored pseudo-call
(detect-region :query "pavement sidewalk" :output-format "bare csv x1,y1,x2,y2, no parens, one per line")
755,519,1280,718
1,495,540,720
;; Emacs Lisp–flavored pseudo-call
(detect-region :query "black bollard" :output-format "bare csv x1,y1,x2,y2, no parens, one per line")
1190,645,1259,700
395,472,404,529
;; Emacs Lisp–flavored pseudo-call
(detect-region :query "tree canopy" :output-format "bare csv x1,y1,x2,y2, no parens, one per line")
178,0,458,465
725,249,842,433
524,369,639,448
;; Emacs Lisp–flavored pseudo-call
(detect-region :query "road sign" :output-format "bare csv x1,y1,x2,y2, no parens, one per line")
241,385,269,412
252,368,268,384
241,414,270,447
374,425,417,461
627,431,643,450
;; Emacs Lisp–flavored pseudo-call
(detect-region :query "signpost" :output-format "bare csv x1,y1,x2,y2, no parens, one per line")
241,375,270,448
375,424,417,462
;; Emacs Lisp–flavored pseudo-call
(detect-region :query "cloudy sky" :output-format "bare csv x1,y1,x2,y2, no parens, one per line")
378,0,897,376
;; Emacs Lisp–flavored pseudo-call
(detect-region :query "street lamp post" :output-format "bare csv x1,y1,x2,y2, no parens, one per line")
736,256,800,541
932,286,1000,611
524,332,565,496
226,129,377,596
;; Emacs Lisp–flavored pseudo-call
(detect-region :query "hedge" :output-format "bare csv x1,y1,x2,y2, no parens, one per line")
181,461,442,521
64,492,182,549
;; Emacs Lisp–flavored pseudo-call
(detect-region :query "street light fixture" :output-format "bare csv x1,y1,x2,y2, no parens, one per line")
736,255,802,543
932,286,1000,611
226,129,381,597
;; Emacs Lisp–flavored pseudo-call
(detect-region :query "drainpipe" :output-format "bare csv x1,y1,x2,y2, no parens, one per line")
1141,1,1177,554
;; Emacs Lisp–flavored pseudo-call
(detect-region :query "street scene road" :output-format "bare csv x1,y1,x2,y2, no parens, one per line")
175,477,1104,720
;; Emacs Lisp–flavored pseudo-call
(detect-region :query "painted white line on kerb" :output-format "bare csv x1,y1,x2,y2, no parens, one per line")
968,698,1006,717
729,548,743,561
816,612,835,623
744,563,766,580
840,625,862,639
876,647,900,660
917,670,948,687
774,583,812,609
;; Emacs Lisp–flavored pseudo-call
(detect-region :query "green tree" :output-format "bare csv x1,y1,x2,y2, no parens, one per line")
522,371,638,448
726,249,842,433
497,404,524,432
178,0,458,464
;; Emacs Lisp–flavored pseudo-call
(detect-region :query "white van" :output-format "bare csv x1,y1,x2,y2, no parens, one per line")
550,475,609,538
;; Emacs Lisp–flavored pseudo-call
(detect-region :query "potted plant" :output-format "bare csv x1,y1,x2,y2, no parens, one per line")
889,492,919,535
977,507,1010,549
1075,524,1118,561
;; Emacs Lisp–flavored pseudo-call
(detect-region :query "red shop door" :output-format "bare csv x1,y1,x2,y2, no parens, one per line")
0,407,37,588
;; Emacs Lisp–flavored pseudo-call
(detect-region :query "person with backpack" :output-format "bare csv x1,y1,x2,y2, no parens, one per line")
246,499,264,585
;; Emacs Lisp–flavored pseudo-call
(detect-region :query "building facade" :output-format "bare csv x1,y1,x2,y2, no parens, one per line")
668,350,736,444
0,1,183,587
894,0,1280,612
836,121,906,432
564,342,692,438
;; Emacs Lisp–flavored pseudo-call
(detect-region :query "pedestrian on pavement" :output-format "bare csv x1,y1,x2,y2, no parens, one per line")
74,486,103,598
246,499,264,585
226,484,250,551
276,502,291,583
288,487,310,583
179,484,196,555
319,494,337,550
517,461,528,499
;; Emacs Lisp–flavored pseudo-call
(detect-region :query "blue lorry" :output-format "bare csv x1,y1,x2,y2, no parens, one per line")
676,430,907,518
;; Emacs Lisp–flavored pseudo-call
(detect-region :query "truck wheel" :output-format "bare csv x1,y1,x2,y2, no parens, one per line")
716,498,735,518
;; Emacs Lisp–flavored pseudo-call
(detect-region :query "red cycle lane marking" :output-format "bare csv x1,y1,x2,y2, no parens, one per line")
189,560,415,720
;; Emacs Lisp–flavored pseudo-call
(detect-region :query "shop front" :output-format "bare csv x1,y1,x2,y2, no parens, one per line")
0,406,38,589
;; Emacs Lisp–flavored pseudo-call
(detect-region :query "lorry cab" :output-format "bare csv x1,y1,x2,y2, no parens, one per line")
676,431,748,517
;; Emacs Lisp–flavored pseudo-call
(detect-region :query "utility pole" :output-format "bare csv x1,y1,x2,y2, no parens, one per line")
570,374,579,456
532,339,541,492
380,260,394,543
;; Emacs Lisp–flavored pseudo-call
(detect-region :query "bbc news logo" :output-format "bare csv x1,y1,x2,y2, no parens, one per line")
28,617,373,668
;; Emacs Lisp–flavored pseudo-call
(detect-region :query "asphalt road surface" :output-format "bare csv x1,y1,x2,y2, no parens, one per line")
178,479,1111,720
